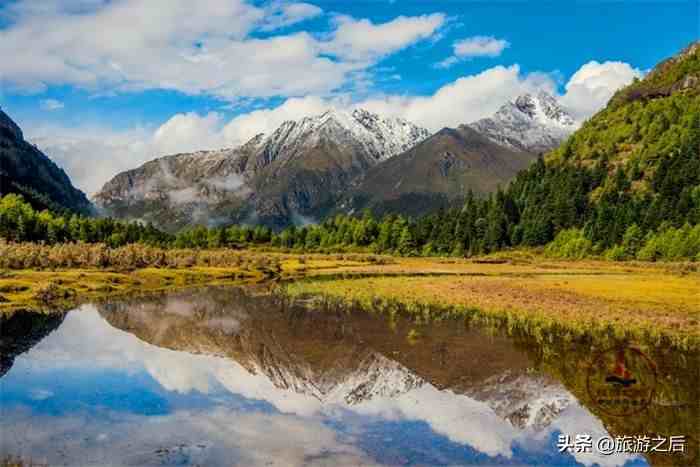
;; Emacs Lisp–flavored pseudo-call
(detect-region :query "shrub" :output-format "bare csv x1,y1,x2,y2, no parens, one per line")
604,245,627,261
636,224,700,261
544,229,593,259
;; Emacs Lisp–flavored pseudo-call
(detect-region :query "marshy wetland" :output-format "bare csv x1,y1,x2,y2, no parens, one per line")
1,251,699,466
1,248,698,345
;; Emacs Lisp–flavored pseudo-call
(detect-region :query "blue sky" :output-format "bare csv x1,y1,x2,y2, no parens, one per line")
0,0,696,193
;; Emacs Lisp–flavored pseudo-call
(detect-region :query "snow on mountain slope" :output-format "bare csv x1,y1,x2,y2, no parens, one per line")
253,108,430,168
469,91,576,154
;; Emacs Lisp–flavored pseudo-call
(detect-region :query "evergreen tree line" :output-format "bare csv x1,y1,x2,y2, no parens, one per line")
0,194,172,247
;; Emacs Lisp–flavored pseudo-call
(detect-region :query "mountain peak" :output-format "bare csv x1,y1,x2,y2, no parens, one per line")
469,92,575,153
261,107,430,165
511,91,574,127
513,93,537,117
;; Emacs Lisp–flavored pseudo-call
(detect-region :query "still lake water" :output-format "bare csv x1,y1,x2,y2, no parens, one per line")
1,286,697,466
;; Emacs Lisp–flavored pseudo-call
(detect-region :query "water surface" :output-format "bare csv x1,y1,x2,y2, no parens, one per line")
1,286,697,466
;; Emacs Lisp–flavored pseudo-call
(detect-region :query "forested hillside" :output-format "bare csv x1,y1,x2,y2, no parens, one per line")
0,109,93,215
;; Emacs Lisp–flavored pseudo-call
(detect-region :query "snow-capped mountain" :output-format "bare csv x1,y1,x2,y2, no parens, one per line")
247,349,425,405
469,91,576,154
94,108,429,230
254,108,430,168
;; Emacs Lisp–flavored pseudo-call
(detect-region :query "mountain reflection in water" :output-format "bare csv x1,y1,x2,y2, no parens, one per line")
0,287,696,466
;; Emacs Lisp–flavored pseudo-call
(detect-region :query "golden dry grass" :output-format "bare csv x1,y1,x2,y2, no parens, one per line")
0,247,380,312
0,267,255,312
286,255,700,347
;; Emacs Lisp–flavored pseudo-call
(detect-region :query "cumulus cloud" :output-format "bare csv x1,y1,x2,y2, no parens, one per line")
0,1,443,100
323,13,446,62
437,36,510,68
559,60,642,121
39,98,64,111
152,112,228,155
220,65,555,143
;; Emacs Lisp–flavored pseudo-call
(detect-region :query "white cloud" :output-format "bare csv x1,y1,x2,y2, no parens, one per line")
28,125,152,197
0,1,443,100
39,98,64,111
222,65,554,143
436,56,459,69
436,36,510,68
0,0,262,93
454,36,510,58
560,60,642,121
260,2,323,31
323,13,446,62
152,112,227,155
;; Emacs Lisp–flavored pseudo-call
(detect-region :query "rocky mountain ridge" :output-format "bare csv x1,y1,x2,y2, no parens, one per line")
94,93,575,229
336,124,539,217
